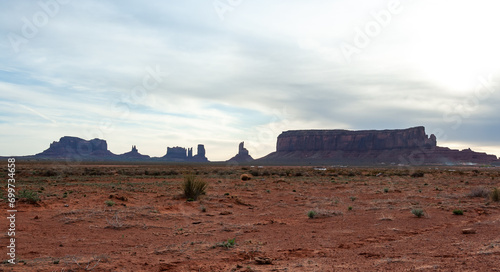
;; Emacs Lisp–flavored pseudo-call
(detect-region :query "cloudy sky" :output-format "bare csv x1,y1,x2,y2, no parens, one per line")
1,0,499,161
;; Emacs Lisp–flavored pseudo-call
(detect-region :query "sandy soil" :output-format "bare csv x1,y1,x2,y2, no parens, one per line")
1,163,500,271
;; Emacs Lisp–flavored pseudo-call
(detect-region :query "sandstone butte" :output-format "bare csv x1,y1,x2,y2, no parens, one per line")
257,126,499,165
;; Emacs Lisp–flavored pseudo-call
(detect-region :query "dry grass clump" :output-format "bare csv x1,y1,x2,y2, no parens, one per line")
467,187,490,198
183,174,207,201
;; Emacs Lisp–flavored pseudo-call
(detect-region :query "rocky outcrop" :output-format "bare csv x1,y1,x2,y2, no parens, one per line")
227,142,254,163
118,145,150,160
35,136,116,159
258,127,498,165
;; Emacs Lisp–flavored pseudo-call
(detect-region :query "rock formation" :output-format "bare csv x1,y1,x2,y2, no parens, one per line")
35,136,116,159
192,144,208,162
162,146,188,161
161,144,208,162
227,142,254,163
118,145,150,160
258,127,498,165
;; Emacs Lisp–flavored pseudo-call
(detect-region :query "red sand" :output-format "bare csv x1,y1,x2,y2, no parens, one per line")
1,163,500,271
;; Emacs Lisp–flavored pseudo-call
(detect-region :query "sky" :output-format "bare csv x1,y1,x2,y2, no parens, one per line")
1,0,500,161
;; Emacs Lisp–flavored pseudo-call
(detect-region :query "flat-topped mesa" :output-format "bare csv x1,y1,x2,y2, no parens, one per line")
277,126,436,152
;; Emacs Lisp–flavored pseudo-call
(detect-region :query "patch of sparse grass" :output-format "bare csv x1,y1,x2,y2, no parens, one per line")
215,238,236,249
182,174,207,201
411,208,425,218
18,189,40,204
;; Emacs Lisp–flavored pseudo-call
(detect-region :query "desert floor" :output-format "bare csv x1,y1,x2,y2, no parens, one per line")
1,162,500,271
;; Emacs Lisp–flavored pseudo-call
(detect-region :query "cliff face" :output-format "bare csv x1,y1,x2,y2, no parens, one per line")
35,136,115,158
277,126,436,152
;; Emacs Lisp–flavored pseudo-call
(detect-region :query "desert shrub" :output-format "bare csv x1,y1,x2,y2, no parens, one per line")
105,200,115,207
249,170,259,177
491,188,500,202
411,209,425,218
410,171,425,178
307,210,317,219
467,187,490,198
453,209,464,215
164,170,179,176
18,189,40,204
240,174,252,181
41,169,59,177
182,174,207,201
308,209,342,218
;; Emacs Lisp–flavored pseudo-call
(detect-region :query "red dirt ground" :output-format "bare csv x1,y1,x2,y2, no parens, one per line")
1,163,500,271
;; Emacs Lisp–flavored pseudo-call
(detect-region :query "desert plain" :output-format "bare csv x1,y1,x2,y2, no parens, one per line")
1,162,500,271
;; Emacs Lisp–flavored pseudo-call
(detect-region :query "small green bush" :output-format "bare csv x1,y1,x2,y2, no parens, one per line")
183,174,207,201
453,209,464,215
105,200,115,207
307,210,317,219
411,208,424,218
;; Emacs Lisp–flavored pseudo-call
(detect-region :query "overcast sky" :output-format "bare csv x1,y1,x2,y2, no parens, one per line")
1,0,499,161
